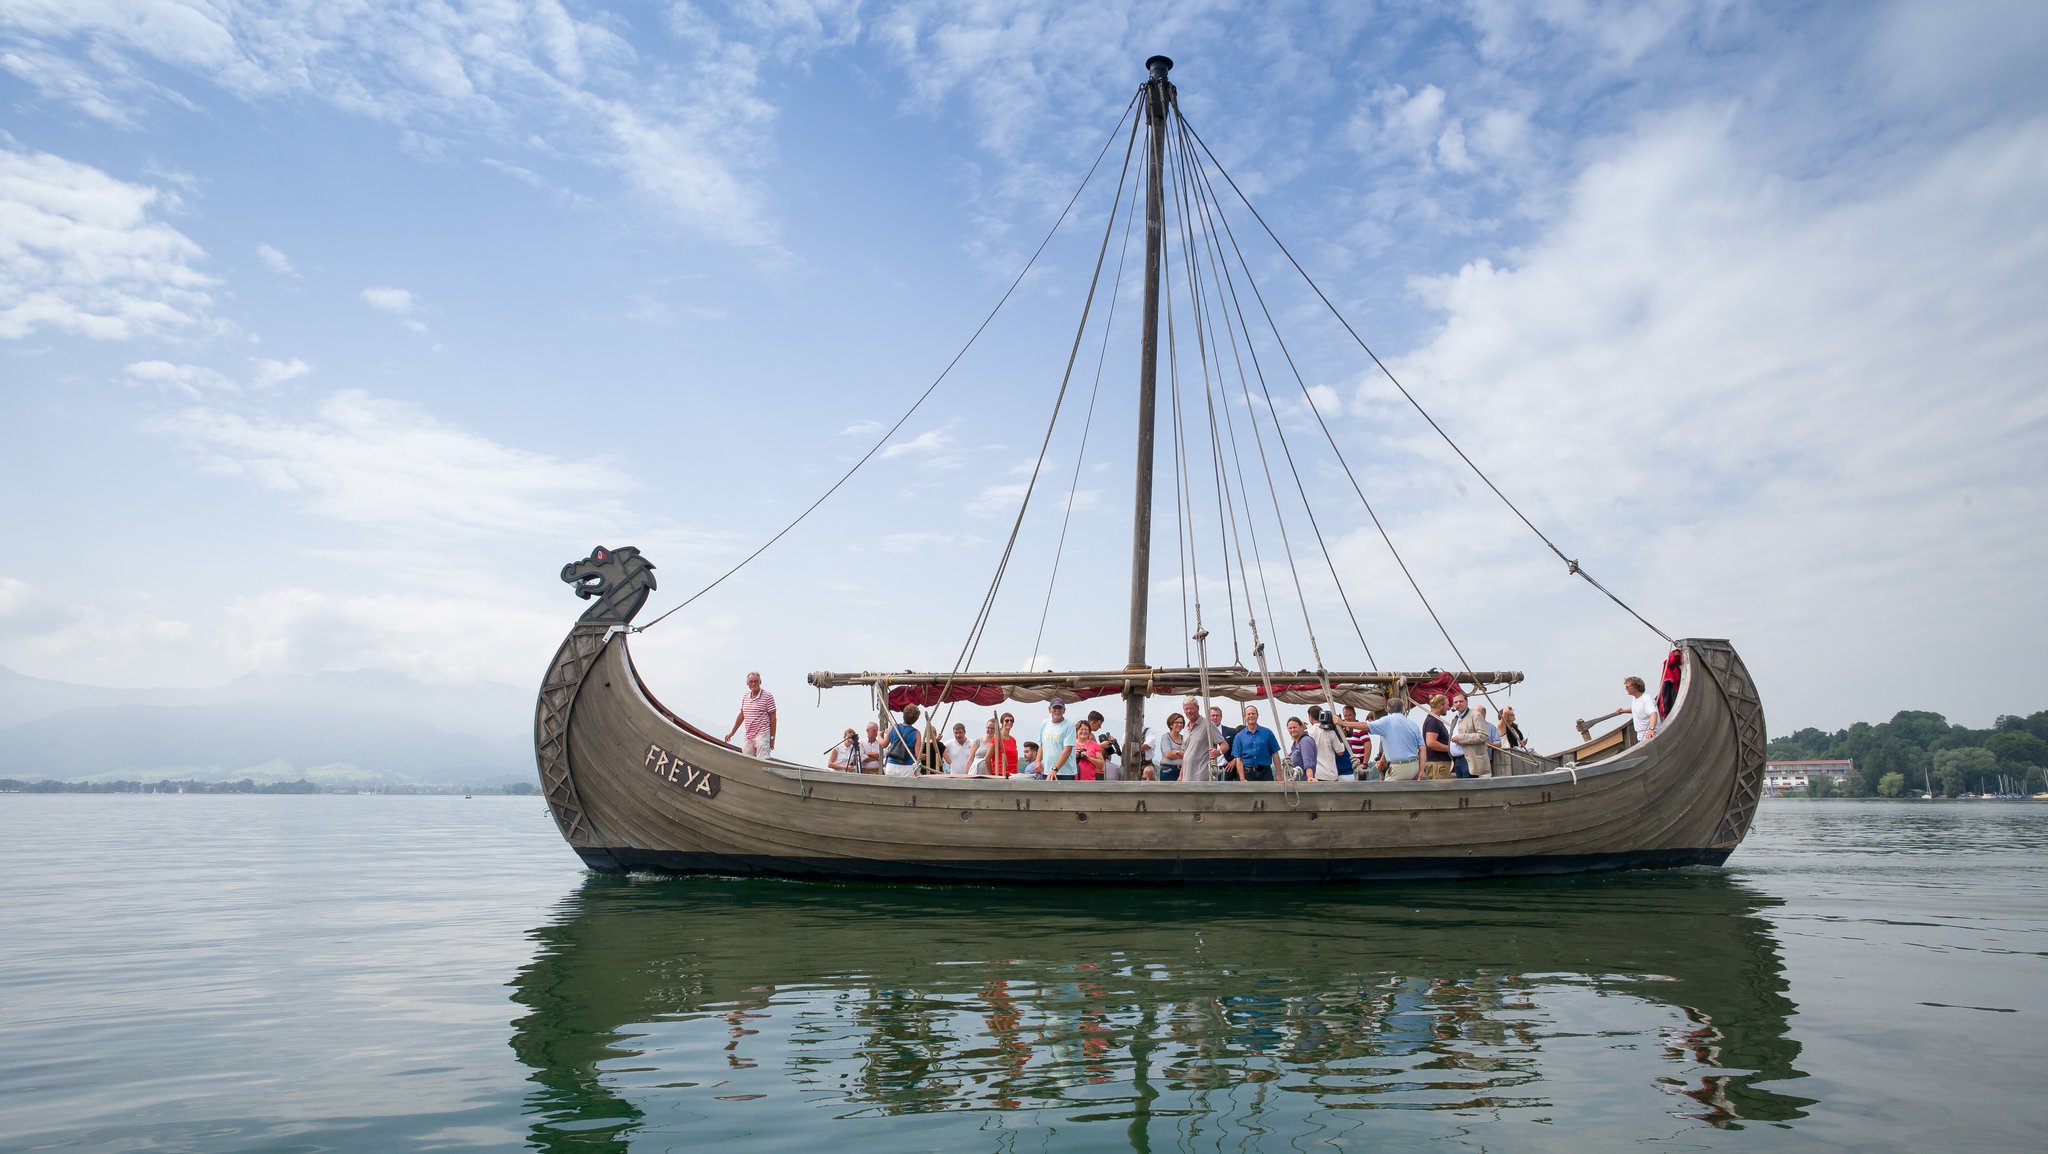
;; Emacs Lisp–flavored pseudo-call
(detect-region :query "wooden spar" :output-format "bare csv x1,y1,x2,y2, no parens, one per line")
807,667,1524,690
1124,55,1174,764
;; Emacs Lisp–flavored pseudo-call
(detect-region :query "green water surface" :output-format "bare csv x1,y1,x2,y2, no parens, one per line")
0,797,2040,1151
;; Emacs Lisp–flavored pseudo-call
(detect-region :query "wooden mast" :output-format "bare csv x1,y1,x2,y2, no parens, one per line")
1123,55,1174,768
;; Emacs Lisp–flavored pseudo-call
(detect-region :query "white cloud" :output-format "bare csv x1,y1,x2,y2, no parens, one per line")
223,588,563,685
0,143,217,340
722,0,864,59
879,428,953,459
1463,0,1699,70
966,481,1028,517
151,389,639,540
0,575,35,617
1372,108,2048,723
360,286,413,314
1872,1,2048,99
360,286,426,332
0,0,785,247
879,530,951,553
958,475,1089,516
249,356,309,387
1436,120,1473,173
0,575,194,680
122,359,233,397
1391,84,1446,144
255,242,293,274
121,356,308,394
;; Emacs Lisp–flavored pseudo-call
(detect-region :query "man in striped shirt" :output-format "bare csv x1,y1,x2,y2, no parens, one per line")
724,671,778,759
1340,704,1388,779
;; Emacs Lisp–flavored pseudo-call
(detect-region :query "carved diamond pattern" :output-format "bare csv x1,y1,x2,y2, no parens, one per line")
1691,640,1767,850
533,626,609,847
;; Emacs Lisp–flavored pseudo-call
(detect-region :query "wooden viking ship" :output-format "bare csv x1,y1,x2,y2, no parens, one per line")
533,58,1767,883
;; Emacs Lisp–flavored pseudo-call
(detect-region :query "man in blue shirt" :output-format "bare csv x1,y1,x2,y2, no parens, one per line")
1039,699,1078,781
1226,705,1283,783
1362,708,1424,781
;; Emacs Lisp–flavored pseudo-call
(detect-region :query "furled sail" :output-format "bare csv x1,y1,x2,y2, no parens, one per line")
807,667,1519,712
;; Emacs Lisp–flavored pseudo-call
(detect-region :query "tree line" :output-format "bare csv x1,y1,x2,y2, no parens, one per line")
0,778,324,794
0,779,541,795
1767,710,2048,798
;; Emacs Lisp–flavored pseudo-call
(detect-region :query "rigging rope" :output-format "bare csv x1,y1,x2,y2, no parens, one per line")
1167,256,1204,669
1181,118,1675,647
1028,160,1144,666
1168,122,1326,694
930,102,1146,727
632,90,1142,636
1172,116,1378,672
1166,138,1269,675
1174,120,1505,707
1167,123,1318,791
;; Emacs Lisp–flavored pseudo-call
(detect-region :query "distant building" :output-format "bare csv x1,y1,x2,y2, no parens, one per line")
1764,759,1855,796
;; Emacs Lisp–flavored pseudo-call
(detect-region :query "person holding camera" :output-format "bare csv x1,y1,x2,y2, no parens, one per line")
1087,710,1124,781
827,728,862,772
1305,704,1350,782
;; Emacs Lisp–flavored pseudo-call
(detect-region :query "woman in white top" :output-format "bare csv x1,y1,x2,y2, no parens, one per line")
827,729,862,772
945,722,976,775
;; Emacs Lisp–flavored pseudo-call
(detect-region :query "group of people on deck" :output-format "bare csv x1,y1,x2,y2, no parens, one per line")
729,664,1671,782
814,690,1537,782
722,670,1671,782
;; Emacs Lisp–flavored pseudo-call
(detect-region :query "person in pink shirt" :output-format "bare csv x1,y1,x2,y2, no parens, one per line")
1073,718,1104,781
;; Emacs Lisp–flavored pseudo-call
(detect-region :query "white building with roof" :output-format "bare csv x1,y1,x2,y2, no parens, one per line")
1764,759,1855,796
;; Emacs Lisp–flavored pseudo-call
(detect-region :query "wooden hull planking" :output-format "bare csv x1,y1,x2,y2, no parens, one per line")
534,626,1766,884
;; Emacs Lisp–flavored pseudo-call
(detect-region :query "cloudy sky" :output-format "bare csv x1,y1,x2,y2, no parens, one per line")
2,0,2044,760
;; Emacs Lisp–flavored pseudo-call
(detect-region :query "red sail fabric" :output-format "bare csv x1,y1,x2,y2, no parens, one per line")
883,683,1121,710
881,680,1376,712
1406,672,1462,707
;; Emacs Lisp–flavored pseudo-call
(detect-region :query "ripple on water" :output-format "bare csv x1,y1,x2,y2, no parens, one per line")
1,795,2043,1152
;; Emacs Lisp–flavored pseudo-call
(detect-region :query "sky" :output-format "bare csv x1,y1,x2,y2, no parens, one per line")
2,0,2045,764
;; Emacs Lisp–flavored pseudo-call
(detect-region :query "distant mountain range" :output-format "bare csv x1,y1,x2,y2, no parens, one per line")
0,665,533,788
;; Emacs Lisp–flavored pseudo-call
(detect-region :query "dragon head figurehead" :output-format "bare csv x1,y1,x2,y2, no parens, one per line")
561,546,657,625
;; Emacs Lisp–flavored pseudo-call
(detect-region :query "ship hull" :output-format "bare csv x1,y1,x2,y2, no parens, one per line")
572,845,1730,882
535,630,1766,885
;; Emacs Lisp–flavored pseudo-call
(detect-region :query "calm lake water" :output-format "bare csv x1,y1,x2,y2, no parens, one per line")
0,797,2041,1152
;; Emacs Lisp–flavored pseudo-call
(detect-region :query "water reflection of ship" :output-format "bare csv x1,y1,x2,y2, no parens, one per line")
509,874,1811,1149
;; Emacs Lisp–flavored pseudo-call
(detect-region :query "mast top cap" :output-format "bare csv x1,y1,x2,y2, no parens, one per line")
1145,55,1173,80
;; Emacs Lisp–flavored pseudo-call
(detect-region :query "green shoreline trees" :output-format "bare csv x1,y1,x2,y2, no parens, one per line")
1769,710,2048,798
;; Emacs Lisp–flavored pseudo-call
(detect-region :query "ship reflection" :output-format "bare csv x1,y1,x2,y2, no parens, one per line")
509,874,1811,1150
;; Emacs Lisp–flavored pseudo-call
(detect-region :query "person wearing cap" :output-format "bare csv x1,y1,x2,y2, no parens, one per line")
1040,699,1078,781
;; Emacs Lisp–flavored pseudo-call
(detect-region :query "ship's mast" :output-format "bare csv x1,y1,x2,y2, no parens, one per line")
1124,55,1174,767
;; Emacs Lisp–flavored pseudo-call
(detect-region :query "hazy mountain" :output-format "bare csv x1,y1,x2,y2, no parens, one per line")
0,665,534,787
0,664,528,738
0,701,528,787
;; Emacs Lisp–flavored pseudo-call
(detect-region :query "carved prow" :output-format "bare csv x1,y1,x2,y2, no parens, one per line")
536,545,659,846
